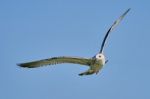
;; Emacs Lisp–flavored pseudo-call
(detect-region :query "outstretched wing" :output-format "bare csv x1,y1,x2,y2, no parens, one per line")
100,8,130,53
17,56,94,68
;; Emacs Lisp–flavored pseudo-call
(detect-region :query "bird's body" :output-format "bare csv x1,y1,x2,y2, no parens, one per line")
18,9,130,76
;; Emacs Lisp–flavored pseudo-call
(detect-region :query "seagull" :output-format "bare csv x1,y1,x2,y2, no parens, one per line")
18,8,130,76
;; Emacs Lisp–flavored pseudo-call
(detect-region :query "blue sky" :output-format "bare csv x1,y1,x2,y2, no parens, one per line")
0,0,150,99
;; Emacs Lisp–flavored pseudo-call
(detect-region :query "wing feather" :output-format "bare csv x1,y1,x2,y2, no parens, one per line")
17,56,93,68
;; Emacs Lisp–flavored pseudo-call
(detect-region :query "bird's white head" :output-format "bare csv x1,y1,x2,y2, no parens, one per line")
95,53,105,60
95,53,106,65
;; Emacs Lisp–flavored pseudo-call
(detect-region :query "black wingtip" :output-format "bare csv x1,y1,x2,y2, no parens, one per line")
129,8,131,11
127,8,131,11
17,63,21,66
123,8,131,16
78,73,84,76
127,8,131,13
17,63,24,67
17,63,30,68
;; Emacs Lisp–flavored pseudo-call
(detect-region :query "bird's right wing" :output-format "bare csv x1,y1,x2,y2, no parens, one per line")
17,56,94,68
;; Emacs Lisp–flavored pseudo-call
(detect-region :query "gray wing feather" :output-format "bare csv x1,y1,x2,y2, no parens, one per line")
18,56,93,68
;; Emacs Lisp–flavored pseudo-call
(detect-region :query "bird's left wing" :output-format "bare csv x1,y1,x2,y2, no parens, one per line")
18,56,94,68
99,8,130,53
